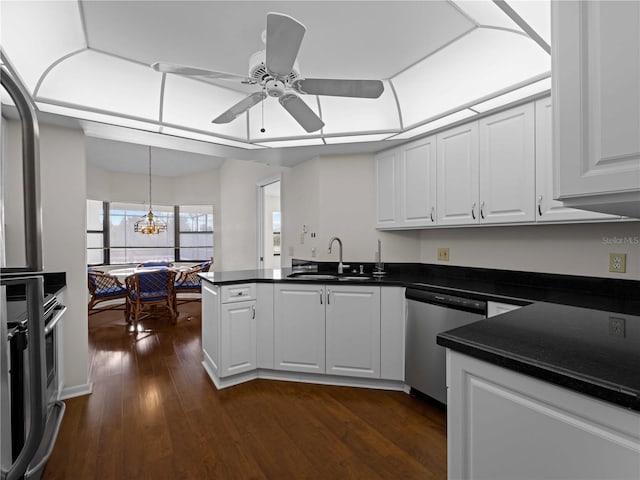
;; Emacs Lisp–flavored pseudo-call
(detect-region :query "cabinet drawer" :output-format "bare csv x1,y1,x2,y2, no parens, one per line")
221,283,256,303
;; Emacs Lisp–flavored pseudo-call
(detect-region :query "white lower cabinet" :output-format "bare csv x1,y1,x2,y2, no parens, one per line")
274,284,326,373
202,283,259,380
325,285,381,378
274,283,387,379
220,301,256,377
447,350,640,480
203,281,404,388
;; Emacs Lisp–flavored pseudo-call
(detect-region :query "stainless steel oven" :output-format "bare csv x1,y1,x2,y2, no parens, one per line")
2,279,66,480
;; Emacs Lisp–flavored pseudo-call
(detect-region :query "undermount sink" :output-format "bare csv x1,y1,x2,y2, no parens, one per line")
287,273,339,280
287,273,374,281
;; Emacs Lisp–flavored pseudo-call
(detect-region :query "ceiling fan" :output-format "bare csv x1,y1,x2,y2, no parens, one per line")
152,12,384,133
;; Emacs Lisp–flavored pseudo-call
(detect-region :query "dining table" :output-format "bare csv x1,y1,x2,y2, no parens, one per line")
108,265,192,283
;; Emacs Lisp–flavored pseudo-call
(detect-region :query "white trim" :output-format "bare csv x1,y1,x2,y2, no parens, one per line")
59,381,93,400
203,365,406,392
256,176,282,269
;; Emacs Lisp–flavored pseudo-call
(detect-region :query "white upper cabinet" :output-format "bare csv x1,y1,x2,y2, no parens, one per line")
535,97,618,222
400,136,437,227
376,136,437,230
437,122,480,225
375,149,400,228
552,0,640,218
479,103,536,224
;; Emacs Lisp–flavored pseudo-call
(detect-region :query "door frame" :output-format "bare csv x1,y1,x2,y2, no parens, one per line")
256,176,282,269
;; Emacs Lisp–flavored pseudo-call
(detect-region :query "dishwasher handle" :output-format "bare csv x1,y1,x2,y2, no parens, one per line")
405,288,486,315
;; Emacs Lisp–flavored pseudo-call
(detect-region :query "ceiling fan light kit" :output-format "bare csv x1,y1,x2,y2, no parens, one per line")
152,12,384,133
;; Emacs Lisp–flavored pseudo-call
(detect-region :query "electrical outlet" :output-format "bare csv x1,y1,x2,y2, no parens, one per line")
609,253,626,273
608,317,626,338
437,248,450,261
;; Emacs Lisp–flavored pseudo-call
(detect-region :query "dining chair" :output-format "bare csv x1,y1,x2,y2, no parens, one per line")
87,268,128,315
173,260,212,310
125,269,177,330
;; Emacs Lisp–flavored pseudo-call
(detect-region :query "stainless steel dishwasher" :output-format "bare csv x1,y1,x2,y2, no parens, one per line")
405,288,486,405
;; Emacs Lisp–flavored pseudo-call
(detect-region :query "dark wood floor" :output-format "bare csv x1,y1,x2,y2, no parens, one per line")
44,302,447,479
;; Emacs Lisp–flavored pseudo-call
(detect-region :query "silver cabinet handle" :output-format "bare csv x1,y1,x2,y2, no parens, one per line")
480,201,485,220
320,289,323,305
252,305,256,319
537,195,543,216
430,206,435,222
471,202,476,220
327,289,331,305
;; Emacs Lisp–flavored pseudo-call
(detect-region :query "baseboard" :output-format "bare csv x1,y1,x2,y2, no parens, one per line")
202,364,406,392
59,382,93,400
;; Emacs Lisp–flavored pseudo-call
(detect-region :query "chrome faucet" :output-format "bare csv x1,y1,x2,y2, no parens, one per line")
328,236,349,274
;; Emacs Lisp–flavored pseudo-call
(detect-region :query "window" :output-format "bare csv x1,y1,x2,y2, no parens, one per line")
86,199,105,265
177,205,214,261
86,201,214,265
110,202,175,264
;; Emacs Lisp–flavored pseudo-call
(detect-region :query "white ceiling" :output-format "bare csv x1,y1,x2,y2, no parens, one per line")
0,0,551,173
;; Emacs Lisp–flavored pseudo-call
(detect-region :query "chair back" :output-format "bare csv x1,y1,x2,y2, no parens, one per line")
137,261,173,268
175,260,212,291
126,269,176,303
88,270,122,296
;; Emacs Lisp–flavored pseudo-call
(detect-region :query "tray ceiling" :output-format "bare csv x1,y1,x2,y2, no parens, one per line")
1,0,551,160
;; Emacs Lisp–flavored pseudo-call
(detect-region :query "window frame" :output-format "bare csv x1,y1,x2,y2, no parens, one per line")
86,201,214,266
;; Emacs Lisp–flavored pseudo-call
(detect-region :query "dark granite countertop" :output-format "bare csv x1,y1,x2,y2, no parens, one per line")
437,302,640,412
200,265,639,315
200,263,639,411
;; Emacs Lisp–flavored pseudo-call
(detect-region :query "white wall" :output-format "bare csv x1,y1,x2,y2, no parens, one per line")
419,222,640,280
217,159,286,271
282,154,422,266
5,120,90,394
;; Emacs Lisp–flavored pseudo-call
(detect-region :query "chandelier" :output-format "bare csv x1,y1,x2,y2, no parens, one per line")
134,146,167,235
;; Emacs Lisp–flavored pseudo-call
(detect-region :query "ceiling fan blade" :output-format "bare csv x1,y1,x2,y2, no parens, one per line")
279,94,324,133
152,62,248,82
266,13,306,78
212,91,267,124
293,78,384,98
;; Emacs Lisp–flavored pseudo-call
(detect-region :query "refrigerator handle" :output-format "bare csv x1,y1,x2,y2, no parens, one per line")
1,51,43,271
1,277,47,480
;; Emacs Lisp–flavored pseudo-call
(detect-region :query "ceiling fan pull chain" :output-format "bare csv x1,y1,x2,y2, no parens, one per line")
260,87,266,133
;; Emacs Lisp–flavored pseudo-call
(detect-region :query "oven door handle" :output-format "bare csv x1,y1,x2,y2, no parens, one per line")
44,305,66,336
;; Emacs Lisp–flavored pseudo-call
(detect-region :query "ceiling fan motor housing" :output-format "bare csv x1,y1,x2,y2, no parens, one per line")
248,50,300,86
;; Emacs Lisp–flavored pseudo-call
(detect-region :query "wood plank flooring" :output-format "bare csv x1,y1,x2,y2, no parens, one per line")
44,302,447,479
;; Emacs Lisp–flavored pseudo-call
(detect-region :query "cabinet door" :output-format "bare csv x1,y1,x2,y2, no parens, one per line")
256,283,274,369
400,137,437,227
448,351,640,480
552,0,640,217
437,122,479,225
274,284,325,373
201,283,220,375
380,287,405,381
375,149,399,228
479,104,535,224
535,98,618,222
220,301,257,377
326,285,381,378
